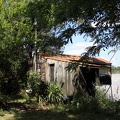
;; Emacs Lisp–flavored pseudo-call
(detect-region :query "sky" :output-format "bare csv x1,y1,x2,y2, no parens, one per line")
63,35,120,67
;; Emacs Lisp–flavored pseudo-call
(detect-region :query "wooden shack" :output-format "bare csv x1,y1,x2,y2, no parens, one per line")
35,54,112,96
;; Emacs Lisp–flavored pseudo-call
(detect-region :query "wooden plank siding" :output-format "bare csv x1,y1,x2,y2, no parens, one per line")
36,54,112,96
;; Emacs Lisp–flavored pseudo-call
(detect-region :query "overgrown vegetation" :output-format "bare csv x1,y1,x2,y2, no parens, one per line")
0,73,120,119
27,71,63,105
0,0,120,119
0,0,66,96
71,90,120,115
47,81,63,104
0,89,120,120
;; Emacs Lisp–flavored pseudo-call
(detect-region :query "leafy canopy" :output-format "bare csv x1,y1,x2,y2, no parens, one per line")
37,0,120,56
0,0,67,94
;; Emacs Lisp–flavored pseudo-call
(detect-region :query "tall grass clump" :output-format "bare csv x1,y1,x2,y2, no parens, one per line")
47,81,63,105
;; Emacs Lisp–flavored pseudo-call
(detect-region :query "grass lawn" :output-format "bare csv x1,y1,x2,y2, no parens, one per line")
1,104,120,120
14,109,120,120
0,94,120,120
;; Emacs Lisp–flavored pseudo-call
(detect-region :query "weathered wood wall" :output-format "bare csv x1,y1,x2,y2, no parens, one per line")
39,58,111,96
44,59,75,96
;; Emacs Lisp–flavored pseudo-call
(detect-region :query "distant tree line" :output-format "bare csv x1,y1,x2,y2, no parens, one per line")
112,66,120,74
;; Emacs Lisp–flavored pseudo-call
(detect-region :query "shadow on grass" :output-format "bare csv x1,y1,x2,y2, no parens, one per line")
8,102,25,111
8,94,25,102
13,107,120,120
14,109,73,120
3,94,120,120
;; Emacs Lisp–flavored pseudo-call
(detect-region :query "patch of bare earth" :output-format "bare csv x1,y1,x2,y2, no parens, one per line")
0,113,14,120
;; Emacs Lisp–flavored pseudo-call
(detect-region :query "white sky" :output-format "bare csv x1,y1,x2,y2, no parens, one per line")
64,35,120,67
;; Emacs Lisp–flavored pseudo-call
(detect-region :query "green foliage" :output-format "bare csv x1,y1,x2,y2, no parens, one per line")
0,0,119,58
36,0,120,56
0,58,27,94
27,72,64,104
38,80,48,100
27,71,41,96
27,0,67,54
0,0,66,96
27,71,49,103
112,66,120,74
0,0,33,94
66,62,80,71
47,82,63,104
71,89,120,115
92,90,111,113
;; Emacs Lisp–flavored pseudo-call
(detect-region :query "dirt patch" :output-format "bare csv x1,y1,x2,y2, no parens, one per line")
0,113,14,120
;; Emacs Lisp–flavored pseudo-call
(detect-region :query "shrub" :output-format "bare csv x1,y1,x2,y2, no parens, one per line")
27,71,48,103
27,71,41,96
27,72,64,105
70,89,120,115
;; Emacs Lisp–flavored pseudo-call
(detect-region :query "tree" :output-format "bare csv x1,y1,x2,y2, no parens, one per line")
31,0,119,97
37,0,120,56
0,0,67,94
26,0,67,54
0,0,119,95
0,0,33,94
112,66,120,74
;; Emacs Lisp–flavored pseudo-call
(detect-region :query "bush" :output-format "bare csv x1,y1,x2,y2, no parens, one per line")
70,89,120,115
27,71,48,102
27,71,40,95
27,72,67,105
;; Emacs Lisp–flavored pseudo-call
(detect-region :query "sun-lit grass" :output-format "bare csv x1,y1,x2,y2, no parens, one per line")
0,109,15,120
0,113,14,120
1,103,120,120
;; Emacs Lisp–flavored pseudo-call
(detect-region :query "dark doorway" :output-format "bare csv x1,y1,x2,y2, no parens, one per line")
49,64,54,81
80,67,99,96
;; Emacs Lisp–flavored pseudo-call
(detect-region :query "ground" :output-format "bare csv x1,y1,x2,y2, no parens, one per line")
0,93,120,120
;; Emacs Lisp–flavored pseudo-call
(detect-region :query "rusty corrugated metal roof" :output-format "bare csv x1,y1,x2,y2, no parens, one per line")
40,54,111,66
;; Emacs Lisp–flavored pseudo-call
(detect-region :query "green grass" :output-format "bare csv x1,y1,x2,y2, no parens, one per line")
1,104,120,120
0,92,120,120
0,109,15,120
